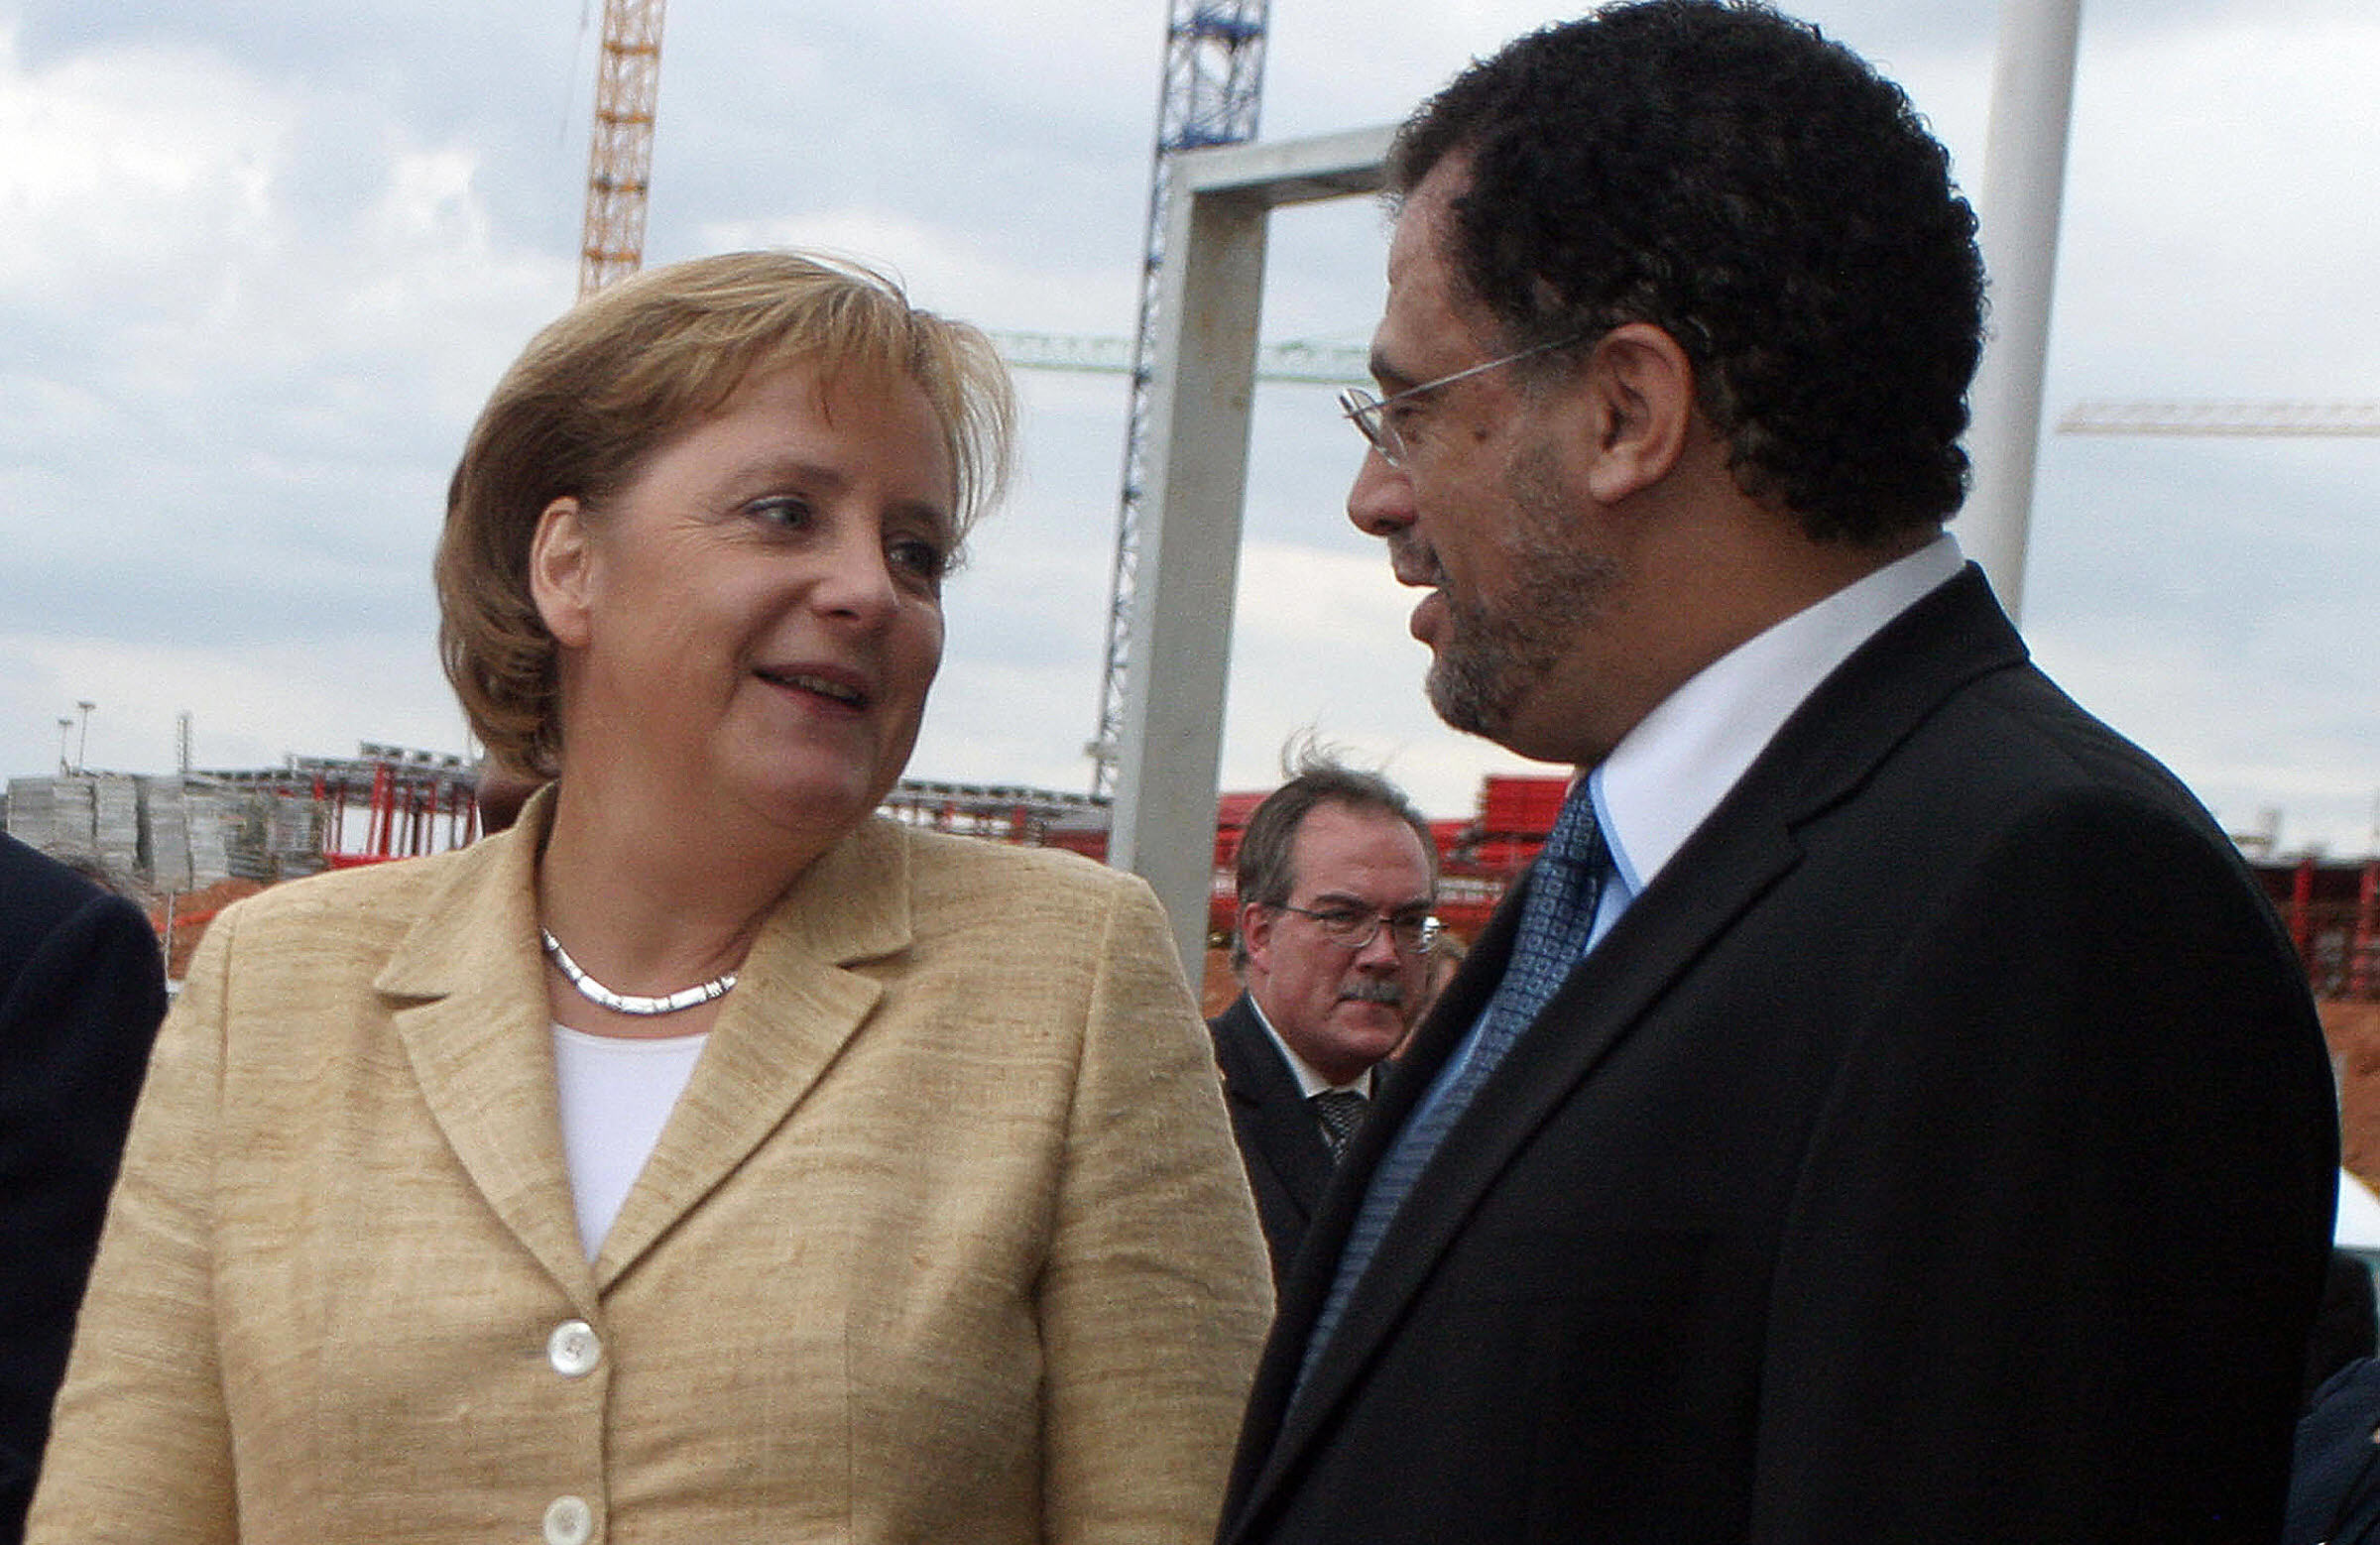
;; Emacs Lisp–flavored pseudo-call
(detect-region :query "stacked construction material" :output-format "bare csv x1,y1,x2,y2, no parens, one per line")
265,791,326,879
3,776,98,868
138,775,195,891
93,775,140,877
183,783,234,888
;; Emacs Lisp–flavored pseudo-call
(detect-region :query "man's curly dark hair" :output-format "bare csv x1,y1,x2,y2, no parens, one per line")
1388,0,1985,543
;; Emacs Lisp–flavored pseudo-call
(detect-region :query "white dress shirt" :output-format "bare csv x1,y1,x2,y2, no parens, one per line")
1420,535,1965,1100
1247,993,1375,1101
1584,534,1966,940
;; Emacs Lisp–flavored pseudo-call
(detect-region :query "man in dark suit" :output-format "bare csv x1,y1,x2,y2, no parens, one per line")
1219,4,2339,1541
0,833,168,1544
1209,759,1438,1286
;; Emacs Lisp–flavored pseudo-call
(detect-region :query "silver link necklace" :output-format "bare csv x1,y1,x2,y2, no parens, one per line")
539,929,737,1016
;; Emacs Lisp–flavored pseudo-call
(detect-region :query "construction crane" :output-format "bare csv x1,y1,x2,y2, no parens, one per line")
578,0,668,298
990,331,1366,385
1087,2,1271,798
2057,400,2380,437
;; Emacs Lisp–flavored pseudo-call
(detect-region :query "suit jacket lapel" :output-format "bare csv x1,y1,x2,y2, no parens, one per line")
594,819,911,1284
1214,996,1335,1217
375,792,595,1307
1226,890,1516,1516
373,801,919,1300
1234,566,2028,1527
1248,815,1805,1499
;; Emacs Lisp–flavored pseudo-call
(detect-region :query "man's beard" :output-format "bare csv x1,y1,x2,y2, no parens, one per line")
1425,441,1617,746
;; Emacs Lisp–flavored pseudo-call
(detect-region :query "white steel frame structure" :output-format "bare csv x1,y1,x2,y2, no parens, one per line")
1119,0,2079,968
1108,126,1390,971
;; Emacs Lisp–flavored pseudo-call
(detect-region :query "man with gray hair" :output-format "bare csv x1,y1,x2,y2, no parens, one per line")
1209,757,1437,1288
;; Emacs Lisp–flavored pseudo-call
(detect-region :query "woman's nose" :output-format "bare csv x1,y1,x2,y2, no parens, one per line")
811,526,902,625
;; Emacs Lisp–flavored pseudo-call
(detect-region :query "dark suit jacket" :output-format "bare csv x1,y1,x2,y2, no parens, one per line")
2289,1356,2380,1545
0,834,167,1544
1221,566,2339,1545
1211,995,1340,1289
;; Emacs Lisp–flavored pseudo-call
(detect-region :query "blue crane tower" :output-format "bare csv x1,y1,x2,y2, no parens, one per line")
1087,2,1271,797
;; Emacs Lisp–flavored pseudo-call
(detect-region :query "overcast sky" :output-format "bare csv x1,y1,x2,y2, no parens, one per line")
4,0,2375,853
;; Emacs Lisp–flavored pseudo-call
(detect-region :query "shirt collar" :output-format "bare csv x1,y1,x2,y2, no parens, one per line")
1592,534,1965,899
1246,993,1374,1100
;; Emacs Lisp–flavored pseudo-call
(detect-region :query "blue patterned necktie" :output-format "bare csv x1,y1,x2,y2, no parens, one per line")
1297,788,1609,1388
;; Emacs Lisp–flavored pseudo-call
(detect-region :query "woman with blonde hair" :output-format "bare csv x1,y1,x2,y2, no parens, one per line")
31,251,1270,1545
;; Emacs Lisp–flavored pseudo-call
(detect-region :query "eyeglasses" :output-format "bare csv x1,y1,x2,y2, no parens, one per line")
1338,334,1584,466
1274,903,1443,955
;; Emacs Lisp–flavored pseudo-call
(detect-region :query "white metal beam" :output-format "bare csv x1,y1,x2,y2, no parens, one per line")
1110,125,1392,973
1963,0,2084,621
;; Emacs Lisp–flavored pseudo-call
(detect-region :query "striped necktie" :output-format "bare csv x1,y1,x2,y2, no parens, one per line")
1309,1088,1368,1162
1297,789,1608,1387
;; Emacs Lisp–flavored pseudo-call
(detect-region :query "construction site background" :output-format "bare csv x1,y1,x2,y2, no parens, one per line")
13,749,2380,1190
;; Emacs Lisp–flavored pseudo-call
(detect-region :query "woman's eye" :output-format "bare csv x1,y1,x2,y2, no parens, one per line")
889,537,950,587
749,495,813,529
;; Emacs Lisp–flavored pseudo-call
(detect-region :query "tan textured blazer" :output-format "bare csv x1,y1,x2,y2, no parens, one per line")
30,801,1271,1545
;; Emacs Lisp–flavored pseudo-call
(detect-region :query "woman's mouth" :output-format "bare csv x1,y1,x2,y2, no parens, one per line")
757,666,870,709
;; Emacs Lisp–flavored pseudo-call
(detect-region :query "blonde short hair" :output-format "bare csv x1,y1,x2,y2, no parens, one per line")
435,250,1015,775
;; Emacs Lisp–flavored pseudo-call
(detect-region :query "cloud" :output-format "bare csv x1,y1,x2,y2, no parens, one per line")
1,0,2373,861
0,17,569,787
2057,7,2380,394
0,29,288,304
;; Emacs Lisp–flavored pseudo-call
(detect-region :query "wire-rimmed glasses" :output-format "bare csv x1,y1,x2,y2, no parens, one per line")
1338,333,1584,466
1274,903,1444,955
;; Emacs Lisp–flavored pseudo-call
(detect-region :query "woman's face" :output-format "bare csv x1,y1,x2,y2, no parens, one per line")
531,358,955,846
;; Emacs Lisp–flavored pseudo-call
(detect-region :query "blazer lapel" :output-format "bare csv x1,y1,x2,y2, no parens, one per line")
1252,818,1805,1499
1215,997,1335,1216
1226,892,1518,1526
1234,565,2028,1527
592,819,912,1285
374,795,595,1307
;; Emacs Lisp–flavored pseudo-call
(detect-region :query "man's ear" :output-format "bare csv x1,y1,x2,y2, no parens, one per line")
1239,901,1277,978
1579,321,1696,505
529,497,597,650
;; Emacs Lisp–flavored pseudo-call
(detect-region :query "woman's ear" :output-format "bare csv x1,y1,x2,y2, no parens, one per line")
1580,321,1696,505
529,497,597,650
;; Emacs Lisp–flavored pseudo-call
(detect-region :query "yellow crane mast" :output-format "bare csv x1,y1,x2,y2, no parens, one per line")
578,0,668,298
